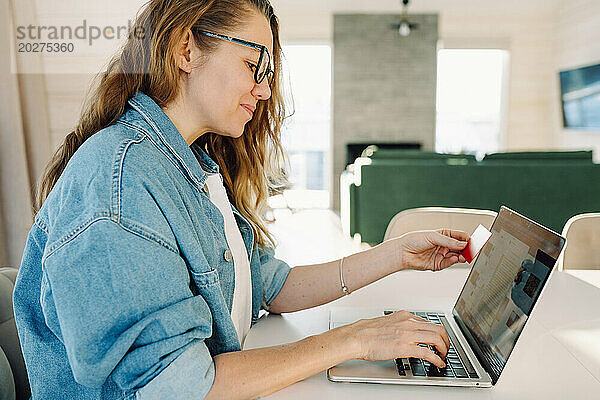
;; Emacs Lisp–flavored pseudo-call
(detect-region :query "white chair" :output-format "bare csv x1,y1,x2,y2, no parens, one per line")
558,213,600,271
384,207,497,241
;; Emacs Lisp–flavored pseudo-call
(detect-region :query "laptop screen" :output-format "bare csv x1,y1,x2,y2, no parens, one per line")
453,206,566,384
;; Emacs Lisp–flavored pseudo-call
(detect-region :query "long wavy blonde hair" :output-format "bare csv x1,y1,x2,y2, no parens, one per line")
36,0,288,248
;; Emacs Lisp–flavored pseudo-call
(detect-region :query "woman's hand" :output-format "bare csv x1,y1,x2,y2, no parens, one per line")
396,229,469,272
347,310,450,367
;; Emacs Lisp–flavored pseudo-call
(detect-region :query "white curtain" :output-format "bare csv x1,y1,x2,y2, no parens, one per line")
0,0,52,267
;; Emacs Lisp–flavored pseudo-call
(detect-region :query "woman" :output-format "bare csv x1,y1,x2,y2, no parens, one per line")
13,0,469,399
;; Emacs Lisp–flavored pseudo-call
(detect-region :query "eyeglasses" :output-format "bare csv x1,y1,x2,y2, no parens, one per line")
197,30,274,86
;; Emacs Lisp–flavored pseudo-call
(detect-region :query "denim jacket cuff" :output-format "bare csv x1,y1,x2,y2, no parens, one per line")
135,340,215,400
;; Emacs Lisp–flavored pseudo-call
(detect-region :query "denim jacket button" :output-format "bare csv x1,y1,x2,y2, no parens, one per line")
224,249,233,262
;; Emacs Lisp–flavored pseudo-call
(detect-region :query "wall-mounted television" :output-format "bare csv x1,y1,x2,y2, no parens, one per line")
559,62,600,130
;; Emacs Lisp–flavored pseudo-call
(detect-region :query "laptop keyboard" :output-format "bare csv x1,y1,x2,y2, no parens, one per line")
384,311,479,379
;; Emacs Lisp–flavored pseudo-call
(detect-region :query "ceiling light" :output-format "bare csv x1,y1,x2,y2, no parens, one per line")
398,21,411,36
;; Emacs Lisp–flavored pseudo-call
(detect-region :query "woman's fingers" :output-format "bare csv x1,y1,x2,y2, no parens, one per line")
391,312,450,351
432,252,465,271
410,320,450,351
408,330,449,359
430,231,468,252
407,313,428,323
439,255,460,269
387,309,427,322
442,251,466,263
358,310,452,366
413,345,447,368
390,310,414,320
438,229,470,242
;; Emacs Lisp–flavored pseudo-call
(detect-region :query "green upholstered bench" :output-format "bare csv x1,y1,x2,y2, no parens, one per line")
341,150,600,244
482,150,593,162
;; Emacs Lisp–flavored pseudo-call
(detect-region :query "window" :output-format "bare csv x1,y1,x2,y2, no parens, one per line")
436,49,509,158
276,44,331,209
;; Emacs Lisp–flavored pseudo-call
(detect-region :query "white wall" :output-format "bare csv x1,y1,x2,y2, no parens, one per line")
553,0,600,161
24,0,600,167
25,0,144,150
275,1,564,153
439,12,558,151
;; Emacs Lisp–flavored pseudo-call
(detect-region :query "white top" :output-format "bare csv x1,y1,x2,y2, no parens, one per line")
204,173,252,346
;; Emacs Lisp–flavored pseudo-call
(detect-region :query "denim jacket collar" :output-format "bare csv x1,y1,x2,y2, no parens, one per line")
126,92,219,190
190,143,220,175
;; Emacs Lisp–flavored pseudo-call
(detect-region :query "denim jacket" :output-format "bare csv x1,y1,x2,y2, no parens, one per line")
13,92,291,399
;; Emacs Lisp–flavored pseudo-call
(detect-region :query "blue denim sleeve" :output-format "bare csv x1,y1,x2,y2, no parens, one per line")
41,217,215,394
134,340,214,399
256,245,291,309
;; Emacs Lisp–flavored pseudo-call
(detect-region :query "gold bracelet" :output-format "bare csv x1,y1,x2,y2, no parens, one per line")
339,256,350,296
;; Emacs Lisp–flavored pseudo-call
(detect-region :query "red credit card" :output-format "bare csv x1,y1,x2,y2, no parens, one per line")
461,224,492,263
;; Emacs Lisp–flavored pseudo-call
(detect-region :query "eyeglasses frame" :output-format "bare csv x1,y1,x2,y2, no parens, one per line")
196,30,274,85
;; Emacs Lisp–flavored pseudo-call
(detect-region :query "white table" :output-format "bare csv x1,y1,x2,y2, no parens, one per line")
565,269,600,289
245,268,600,399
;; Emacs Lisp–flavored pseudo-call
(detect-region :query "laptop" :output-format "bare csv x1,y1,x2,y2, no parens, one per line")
327,206,566,387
